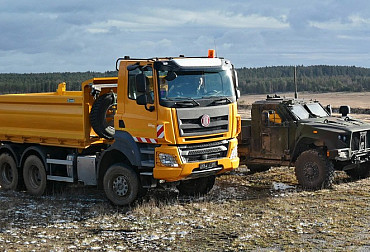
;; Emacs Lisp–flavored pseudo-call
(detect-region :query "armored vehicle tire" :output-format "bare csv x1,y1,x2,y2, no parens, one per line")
103,164,139,206
177,175,216,196
295,150,334,190
0,153,18,190
345,163,370,179
90,93,116,140
248,164,271,173
23,155,47,196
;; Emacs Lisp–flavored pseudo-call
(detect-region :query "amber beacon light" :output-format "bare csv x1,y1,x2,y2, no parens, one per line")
208,49,215,58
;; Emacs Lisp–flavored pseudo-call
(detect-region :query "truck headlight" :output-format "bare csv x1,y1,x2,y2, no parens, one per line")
337,149,349,159
230,146,238,159
158,153,179,167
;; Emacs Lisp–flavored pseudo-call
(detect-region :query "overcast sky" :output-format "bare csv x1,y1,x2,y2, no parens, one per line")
1,0,369,73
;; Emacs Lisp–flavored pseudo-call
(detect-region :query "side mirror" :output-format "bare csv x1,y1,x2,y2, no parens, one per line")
136,94,155,112
165,71,177,81
136,94,147,105
339,105,351,117
236,89,240,100
136,73,147,93
326,104,332,116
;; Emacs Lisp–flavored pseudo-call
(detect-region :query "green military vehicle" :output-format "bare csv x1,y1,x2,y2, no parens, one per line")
238,95,370,189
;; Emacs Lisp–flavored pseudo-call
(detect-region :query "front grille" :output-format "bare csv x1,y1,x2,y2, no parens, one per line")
176,105,229,137
178,140,229,163
351,131,368,151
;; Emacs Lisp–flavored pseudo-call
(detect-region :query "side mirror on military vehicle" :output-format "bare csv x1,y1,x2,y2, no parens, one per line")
339,105,351,117
136,73,147,93
326,104,332,116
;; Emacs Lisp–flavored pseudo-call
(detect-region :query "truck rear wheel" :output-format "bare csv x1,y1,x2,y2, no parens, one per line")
177,176,216,196
90,93,116,140
295,150,334,190
103,164,139,206
23,155,47,196
345,163,370,179
0,153,18,190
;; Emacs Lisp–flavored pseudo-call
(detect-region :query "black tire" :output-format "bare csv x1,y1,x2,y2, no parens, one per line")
90,93,116,140
0,153,18,190
23,155,47,196
177,176,216,196
247,164,271,173
295,150,334,190
103,164,139,206
345,163,370,179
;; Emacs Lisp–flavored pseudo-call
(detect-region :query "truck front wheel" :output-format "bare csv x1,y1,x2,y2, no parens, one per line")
103,164,139,206
177,176,216,196
295,150,334,190
0,153,18,190
23,155,47,196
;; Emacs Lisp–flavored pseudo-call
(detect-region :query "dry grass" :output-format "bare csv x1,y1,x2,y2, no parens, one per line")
0,168,369,251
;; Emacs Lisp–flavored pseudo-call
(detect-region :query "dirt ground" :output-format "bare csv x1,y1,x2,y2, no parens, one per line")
0,92,369,251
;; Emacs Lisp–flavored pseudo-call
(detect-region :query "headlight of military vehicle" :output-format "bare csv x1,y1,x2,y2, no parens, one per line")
159,153,179,167
338,134,348,143
230,146,238,159
337,149,349,159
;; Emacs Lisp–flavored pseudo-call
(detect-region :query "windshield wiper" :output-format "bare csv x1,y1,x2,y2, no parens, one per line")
209,97,232,106
173,98,200,107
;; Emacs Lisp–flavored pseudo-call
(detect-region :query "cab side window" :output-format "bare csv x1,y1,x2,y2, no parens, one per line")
262,110,282,126
128,67,154,104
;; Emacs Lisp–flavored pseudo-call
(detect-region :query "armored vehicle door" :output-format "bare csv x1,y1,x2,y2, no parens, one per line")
251,103,290,160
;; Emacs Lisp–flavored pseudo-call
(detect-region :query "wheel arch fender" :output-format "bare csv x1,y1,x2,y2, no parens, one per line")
0,144,23,167
290,136,326,164
97,131,141,187
20,146,48,172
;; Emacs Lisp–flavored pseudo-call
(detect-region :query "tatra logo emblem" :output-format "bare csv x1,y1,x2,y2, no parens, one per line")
201,114,211,127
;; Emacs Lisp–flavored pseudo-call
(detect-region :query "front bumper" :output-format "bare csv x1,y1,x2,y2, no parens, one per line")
153,138,239,181
328,148,370,163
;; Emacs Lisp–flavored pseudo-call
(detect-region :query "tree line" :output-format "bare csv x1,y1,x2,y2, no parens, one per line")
0,65,369,94
237,65,370,94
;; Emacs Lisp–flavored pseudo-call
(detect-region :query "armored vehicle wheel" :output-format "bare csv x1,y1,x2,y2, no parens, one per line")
177,175,216,196
345,163,370,179
103,164,139,206
23,155,47,196
0,153,18,190
295,150,334,190
90,93,116,140
248,164,271,173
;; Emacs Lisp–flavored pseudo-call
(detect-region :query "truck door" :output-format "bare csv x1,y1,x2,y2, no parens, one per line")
120,66,158,142
260,110,289,160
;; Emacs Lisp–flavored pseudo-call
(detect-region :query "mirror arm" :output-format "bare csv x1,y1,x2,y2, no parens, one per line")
145,104,155,112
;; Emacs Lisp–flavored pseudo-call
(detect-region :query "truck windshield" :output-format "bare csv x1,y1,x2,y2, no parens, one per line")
290,104,310,120
158,70,235,106
306,103,329,117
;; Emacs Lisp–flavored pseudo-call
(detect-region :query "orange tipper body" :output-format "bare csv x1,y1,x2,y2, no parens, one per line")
0,54,241,205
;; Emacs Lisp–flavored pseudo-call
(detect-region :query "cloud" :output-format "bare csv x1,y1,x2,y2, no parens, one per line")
0,0,369,72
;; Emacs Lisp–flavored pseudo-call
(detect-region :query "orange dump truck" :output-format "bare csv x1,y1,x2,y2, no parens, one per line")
0,53,240,205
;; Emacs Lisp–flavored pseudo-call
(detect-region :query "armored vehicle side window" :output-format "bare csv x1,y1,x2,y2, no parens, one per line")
262,110,282,126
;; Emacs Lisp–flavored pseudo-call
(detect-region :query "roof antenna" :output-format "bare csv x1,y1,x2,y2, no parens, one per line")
294,65,298,99
214,39,217,57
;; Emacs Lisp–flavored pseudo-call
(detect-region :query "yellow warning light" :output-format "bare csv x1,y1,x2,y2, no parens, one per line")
313,130,318,134
208,49,215,58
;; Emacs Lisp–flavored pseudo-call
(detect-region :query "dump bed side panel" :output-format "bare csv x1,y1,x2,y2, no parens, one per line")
0,90,90,148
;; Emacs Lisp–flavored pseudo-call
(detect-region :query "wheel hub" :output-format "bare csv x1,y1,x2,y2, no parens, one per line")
1,163,13,184
303,162,319,180
112,176,129,196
